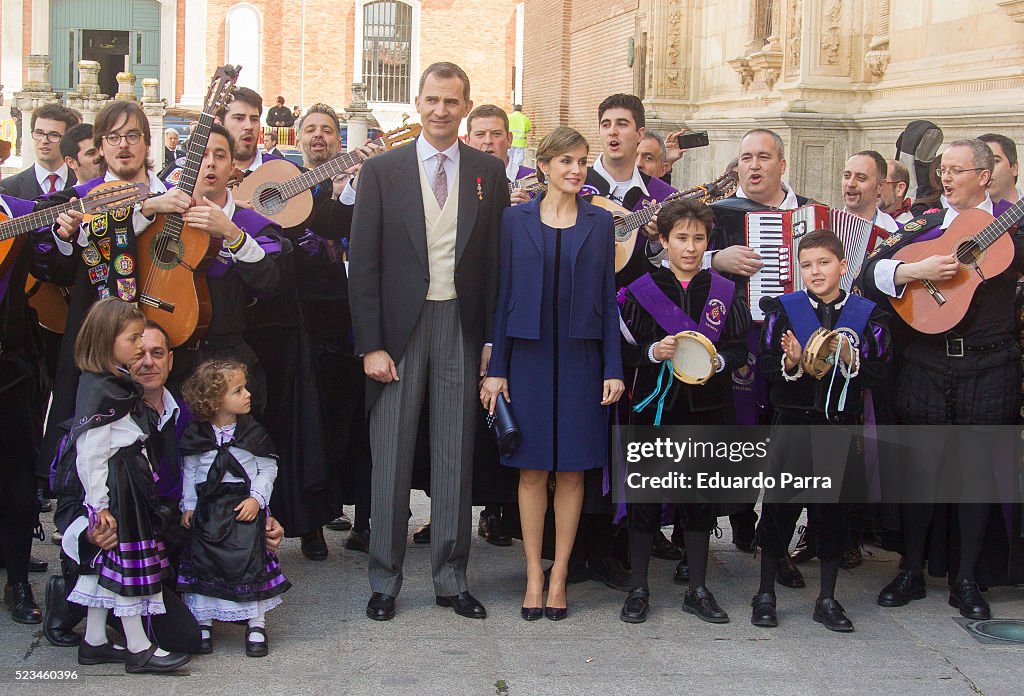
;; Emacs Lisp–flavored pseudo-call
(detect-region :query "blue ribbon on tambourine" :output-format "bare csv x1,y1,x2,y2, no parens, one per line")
485,395,521,457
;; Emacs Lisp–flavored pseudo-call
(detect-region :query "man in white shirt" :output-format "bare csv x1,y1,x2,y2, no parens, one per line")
0,103,79,198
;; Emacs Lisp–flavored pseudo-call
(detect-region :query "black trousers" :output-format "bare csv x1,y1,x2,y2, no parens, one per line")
0,369,42,584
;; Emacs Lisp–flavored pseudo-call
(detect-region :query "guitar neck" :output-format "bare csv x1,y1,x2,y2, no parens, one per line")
616,200,663,235
978,197,1024,250
0,199,83,242
278,136,388,201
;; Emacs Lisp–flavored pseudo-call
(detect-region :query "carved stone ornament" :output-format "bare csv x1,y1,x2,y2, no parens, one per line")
997,0,1024,23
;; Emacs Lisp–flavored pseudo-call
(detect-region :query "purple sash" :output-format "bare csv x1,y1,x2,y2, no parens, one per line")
625,271,734,343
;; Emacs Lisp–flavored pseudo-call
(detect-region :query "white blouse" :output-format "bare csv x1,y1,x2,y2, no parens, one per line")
181,422,278,512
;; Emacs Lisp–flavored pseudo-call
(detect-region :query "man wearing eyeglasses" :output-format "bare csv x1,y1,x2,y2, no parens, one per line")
862,138,1024,620
0,103,79,200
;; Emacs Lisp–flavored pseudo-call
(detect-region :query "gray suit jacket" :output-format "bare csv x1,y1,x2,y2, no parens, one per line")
348,138,511,409
0,165,77,200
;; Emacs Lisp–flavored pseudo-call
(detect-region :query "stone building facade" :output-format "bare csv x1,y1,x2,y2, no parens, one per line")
522,0,1024,207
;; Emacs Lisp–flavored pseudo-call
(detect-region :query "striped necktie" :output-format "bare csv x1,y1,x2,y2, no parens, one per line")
432,153,448,209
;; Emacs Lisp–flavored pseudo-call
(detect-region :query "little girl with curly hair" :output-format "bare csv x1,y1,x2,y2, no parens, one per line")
178,360,289,657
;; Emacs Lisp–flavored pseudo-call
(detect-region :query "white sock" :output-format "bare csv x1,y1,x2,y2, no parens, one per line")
121,615,169,656
247,614,266,643
85,607,109,646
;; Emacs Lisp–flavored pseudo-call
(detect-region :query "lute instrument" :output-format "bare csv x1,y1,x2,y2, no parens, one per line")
135,64,240,348
890,198,1024,334
235,123,421,227
590,171,738,272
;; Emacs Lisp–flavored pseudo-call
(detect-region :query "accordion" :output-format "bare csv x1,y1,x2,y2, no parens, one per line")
746,204,889,320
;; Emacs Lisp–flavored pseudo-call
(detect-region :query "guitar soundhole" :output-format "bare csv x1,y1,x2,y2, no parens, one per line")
151,236,184,269
955,239,982,266
255,184,285,215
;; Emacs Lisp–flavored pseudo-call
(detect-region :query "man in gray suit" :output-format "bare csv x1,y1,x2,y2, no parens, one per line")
349,62,510,621
0,103,78,199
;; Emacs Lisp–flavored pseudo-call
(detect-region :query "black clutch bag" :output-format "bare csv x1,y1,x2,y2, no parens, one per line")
486,394,521,457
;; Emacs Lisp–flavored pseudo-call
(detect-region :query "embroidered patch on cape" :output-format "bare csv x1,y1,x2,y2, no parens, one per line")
116,277,137,301
113,253,135,276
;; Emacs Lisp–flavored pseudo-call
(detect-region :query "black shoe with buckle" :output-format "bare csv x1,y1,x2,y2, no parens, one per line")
683,586,729,623
878,570,926,607
750,592,778,628
651,531,683,560
814,597,854,632
620,587,651,624
776,554,806,589
436,591,486,619
245,627,269,657
948,579,991,620
478,514,512,547
4,581,42,624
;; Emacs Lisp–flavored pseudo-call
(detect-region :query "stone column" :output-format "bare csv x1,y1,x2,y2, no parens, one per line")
115,72,138,101
344,82,371,151
65,60,108,124
13,55,58,167
644,0,694,120
141,79,166,168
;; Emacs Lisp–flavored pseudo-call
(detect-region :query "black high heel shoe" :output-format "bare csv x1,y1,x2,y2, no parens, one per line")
521,607,543,621
544,606,568,621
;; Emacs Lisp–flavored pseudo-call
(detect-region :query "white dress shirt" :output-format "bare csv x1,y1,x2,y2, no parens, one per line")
591,155,649,203
416,136,460,190
35,162,69,192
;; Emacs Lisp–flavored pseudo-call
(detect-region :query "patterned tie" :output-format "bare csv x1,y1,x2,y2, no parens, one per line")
46,173,59,193
432,153,448,209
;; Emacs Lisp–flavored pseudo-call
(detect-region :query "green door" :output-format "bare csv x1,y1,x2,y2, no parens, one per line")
50,0,160,98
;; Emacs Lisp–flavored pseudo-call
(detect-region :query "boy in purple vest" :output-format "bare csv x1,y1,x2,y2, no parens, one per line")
754,230,890,632
618,199,750,624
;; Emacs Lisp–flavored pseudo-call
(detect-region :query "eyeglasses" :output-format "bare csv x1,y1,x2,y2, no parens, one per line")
936,167,984,178
102,131,144,146
31,129,63,143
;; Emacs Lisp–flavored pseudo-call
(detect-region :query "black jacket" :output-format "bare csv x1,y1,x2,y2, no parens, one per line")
0,165,77,200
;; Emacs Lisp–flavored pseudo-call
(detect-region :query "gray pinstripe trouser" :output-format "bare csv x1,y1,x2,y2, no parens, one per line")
367,300,478,597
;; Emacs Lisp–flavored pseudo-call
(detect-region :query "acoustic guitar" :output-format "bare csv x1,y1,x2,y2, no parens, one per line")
235,123,421,228
589,171,738,272
0,180,150,333
890,198,1024,334
135,65,240,348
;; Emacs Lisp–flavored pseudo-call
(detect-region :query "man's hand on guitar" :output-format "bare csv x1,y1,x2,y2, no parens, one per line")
182,197,241,240
712,245,764,276
54,200,84,241
364,349,399,383
642,214,660,241
141,188,191,218
345,142,384,191
894,254,959,285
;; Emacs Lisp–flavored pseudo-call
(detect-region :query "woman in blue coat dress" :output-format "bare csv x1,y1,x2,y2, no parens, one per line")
481,127,625,621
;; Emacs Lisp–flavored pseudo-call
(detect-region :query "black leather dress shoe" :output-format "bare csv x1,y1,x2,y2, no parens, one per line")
0,556,48,572
300,528,328,561
521,606,543,621
672,553,689,584
750,592,778,628
197,635,213,655
544,605,568,621
587,558,632,592
366,593,396,621
124,645,190,673
948,579,991,620
44,574,85,646
790,525,816,564
651,531,683,560
345,529,370,553
436,591,486,619
620,587,651,624
877,570,926,607
4,581,42,624
776,555,806,589
839,545,863,570
245,627,269,657
683,586,729,623
325,515,352,532
78,640,129,665
814,597,854,632
413,522,431,544
478,514,512,546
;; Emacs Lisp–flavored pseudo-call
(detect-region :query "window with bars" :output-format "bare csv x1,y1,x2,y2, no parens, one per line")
363,1,413,104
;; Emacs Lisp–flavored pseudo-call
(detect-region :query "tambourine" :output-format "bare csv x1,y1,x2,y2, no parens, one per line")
671,331,718,385
801,327,837,380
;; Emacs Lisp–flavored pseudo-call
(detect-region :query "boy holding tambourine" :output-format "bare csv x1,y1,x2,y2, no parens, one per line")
753,230,891,632
617,198,750,624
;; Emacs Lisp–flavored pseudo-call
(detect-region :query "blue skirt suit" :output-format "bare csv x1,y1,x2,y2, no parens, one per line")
488,194,623,472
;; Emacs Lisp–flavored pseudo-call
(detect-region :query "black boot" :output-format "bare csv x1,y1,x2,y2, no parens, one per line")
4,581,42,624
44,574,85,646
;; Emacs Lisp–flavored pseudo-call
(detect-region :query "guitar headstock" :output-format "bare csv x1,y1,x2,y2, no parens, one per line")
380,123,422,150
81,182,150,215
708,170,738,201
204,65,241,116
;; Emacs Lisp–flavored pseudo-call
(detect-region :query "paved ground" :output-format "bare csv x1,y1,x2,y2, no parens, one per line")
3,491,1022,695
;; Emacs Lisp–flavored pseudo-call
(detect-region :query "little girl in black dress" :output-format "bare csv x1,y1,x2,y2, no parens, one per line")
178,359,289,657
